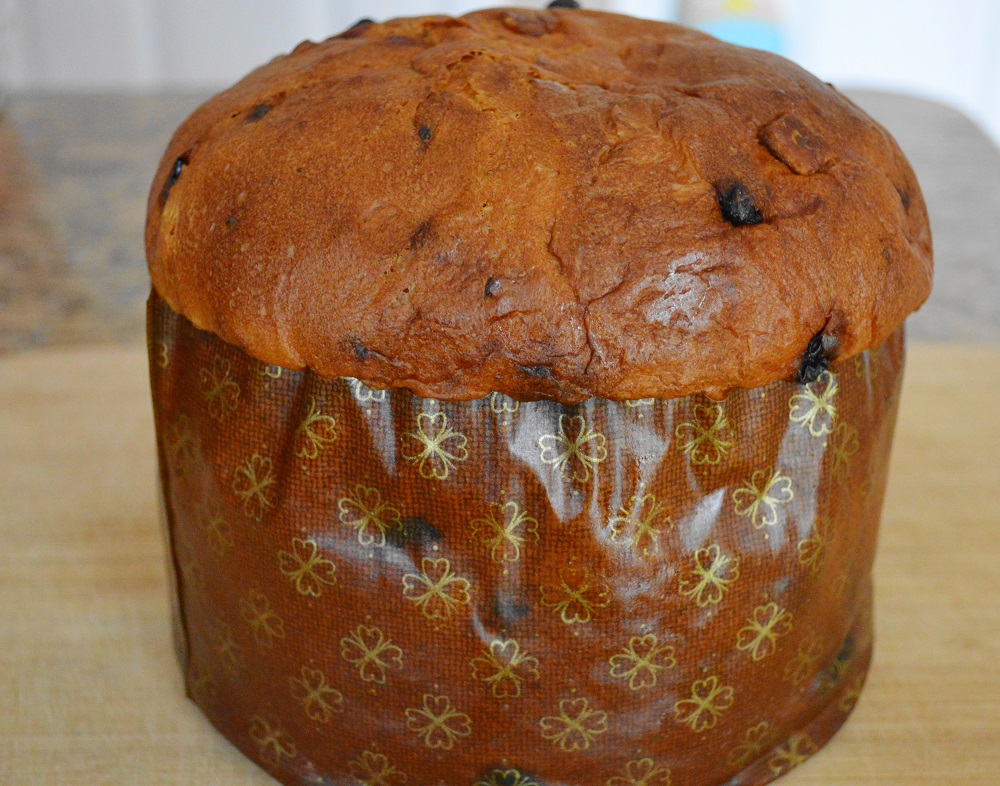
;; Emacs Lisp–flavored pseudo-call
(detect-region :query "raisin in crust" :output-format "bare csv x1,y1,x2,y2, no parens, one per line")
145,8,932,403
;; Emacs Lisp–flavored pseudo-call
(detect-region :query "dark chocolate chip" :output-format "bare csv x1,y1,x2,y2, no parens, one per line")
225,215,239,229
896,186,910,210
520,364,551,379
547,0,580,7
484,277,501,298
882,247,891,262
246,103,271,122
417,125,432,144
160,155,187,204
797,331,830,384
350,339,369,360
478,767,544,786
408,221,433,251
386,517,442,549
717,183,763,227
352,17,374,28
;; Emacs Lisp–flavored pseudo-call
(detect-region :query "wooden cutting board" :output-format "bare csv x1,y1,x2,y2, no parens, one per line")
1,343,998,785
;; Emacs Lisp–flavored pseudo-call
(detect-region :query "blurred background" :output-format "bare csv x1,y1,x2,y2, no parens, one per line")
1,0,999,355
4,0,1000,143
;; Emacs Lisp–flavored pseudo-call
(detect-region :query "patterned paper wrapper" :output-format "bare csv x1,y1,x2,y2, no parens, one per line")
148,290,904,786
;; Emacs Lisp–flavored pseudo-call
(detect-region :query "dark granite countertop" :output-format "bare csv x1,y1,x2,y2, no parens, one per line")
1,90,997,355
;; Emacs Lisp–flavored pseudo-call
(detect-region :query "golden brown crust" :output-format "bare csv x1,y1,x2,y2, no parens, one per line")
145,7,932,402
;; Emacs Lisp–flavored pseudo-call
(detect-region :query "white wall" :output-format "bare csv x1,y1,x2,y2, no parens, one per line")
3,0,999,143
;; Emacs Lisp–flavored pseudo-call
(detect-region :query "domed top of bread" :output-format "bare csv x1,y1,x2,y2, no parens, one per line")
146,7,932,402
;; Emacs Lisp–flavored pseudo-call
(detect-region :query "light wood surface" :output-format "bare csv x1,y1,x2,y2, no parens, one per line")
1,343,998,785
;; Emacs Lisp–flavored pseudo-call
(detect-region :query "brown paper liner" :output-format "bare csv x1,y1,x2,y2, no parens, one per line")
148,290,904,786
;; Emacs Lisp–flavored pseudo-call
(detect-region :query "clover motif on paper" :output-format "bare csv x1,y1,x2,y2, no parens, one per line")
789,370,839,436
150,338,169,369
209,619,241,674
783,630,824,687
165,414,198,476
289,666,343,723
348,750,407,786
475,770,540,786
540,568,611,625
200,503,232,556
489,392,520,422
678,544,740,607
339,624,404,685
402,557,471,620
729,721,773,770
608,492,673,557
249,714,296,766
675,404,734,465
830,422,860,484
470,501,539,563
673,675,734,733
338,484,402,548
199,354,240,421
732,469,794,529
538,414,608,484
736,603,794,661
276,538,337,597
839,676,865,713
348,377,388,403
768,733,819,776
608,634,677,691
257,363,283,379
797,518,833,575
539,697,609,752
232,452,276,521
239,589,286,647
404,694,472,750
470,638,540,699
293,396,337,459
606,757,672,786
401,410,469,480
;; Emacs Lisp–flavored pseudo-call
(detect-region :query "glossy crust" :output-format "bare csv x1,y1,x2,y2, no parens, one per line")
145,7,932,402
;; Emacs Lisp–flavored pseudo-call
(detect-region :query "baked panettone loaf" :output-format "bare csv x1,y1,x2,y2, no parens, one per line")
146,7,932,786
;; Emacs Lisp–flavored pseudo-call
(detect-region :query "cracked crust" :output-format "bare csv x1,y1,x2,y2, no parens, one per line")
145,7,932,402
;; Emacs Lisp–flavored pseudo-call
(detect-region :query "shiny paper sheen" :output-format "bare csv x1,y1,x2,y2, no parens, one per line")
148,292,905,786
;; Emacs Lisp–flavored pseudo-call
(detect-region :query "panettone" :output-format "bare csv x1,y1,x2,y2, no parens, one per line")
145,7,932,786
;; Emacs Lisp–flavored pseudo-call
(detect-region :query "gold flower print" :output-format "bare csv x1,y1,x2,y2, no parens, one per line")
348,750,407,786
232,452,276,521
475,770,540,786
853,352,878,381
401,410,469,480
470,638,540,699
606,758,672,786
166,414,198,476
210,620,241,674
540,569,611,625
539,697,609,752
675,404,734,465
729,721,772,769
830,422,859,484
767,733,818,776
404,694,472,750
188,661,216,704
538,414,608,484
258,364,283,379
673,675,735,733
608,634,677,691
339,625,404,684
783,630,824,687
401,557,471,620
276,538,337,597
338,484,401,548
200,354,240,421
797,518,833,575
839,676,865,713
788,370,839,437
489,392,520,422
239,589,286,647
678,545,740,607
349,377,388,402
732,469,794,529
470,501,539,563
200,504,232,556
151,338,169,368
293,396,337,459
608,492,673,557
289,666,343,723
736,603,794,661
625,398,656,409
249,714,296,766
